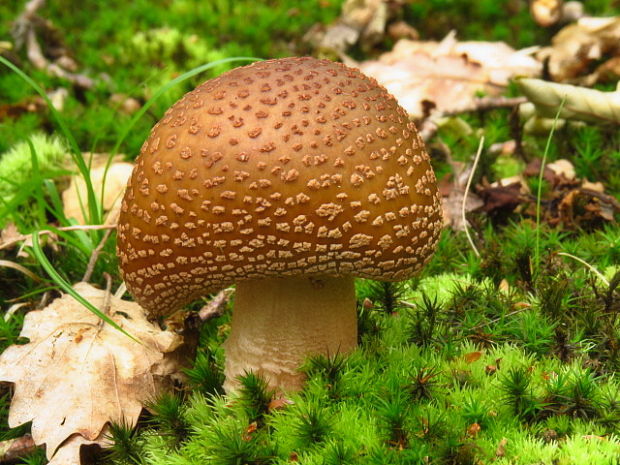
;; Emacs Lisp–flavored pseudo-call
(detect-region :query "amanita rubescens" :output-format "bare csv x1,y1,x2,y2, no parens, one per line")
117,57,443,392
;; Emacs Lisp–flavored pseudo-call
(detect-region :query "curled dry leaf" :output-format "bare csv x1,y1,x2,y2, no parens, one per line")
62,155,133,224
538,16,620,83
0,282,182,464
518,78,620,125
360,34,541,118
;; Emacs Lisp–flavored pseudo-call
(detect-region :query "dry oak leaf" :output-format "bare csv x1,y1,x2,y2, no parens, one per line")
360,33,541,118
0,282,182,464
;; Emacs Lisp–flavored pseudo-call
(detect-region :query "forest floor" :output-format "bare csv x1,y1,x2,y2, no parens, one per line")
0,1,619,464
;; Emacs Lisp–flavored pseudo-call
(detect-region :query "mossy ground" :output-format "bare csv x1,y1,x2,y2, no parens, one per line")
0,0,619,464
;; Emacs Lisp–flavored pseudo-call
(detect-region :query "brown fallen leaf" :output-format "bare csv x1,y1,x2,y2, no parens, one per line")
495,437,508,457
538,16,620,83
0,282,182,464
360,33,541,119
463,351,483,363
485,364,498,375
268,397,295,412
477,181,524,218
466,422,481,437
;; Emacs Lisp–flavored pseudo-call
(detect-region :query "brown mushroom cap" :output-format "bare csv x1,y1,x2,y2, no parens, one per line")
117,57,443,317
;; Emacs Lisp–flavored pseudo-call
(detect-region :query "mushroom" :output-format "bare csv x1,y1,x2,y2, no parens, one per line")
117,57,443,392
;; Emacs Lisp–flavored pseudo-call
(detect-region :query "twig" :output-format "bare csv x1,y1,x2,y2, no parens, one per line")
82,227,114,282
198,288,234,321
12,0,94,89
11,0,46,49
462,136,485,258
0,434,38,463
420,96,527,141
0,224,117,251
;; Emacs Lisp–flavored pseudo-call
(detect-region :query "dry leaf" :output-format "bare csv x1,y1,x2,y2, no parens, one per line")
495,437,508,457
518,78,620,125
547,159,576,180
62,156,133,224
463,351,483,363
485,364,498,375
478,181,525,217
47,429,112,465
466,422,481,437
538,16,620,82
360,34,541,118
0,282,182,464
268,397,295,412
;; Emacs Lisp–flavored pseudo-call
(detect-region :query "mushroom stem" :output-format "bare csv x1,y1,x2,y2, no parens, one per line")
223,276,357,393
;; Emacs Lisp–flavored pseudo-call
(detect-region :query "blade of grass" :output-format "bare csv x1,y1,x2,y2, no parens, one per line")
462,136,485,258
557,252,610,287
30,231,139,343
534,96,566,279
0,56,102,226
26,139,47,226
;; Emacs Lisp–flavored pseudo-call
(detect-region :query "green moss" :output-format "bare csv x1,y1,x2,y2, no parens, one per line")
0,132,68,201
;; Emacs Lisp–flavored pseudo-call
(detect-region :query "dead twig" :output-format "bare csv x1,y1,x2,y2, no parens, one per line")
0,434,39,463
11,0,94,89
25,26,93,88
0,224,117,251
420,96,527,141
82,227,115,283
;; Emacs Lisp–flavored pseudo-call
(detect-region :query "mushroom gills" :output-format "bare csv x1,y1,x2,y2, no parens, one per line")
223,276,357,392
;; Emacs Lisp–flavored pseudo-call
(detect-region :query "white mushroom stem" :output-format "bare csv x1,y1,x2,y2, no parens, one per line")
223,276,357,393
